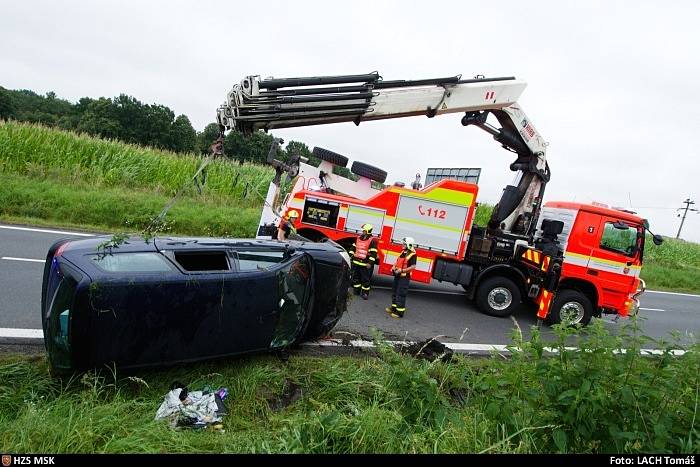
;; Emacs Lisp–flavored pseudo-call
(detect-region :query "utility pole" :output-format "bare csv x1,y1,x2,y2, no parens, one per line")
676,198,698,239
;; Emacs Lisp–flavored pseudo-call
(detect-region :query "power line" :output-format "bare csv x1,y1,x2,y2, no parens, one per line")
676,198,698,239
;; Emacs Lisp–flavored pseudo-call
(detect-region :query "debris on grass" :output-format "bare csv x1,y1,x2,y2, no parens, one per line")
155,380,228,431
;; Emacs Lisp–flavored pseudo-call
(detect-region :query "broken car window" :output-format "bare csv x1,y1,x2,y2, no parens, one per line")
236,250,286,271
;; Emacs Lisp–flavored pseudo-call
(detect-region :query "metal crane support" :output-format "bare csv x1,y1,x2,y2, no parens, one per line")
216,72,550,238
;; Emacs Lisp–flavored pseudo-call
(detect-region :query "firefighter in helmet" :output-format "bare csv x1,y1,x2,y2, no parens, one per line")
386,237,417,318
277,210,299,241
349,223,378,299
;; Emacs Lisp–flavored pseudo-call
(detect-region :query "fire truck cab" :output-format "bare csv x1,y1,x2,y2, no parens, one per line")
538,202,651,325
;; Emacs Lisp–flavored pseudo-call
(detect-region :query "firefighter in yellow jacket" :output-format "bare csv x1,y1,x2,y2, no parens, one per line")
349,223,378,300
386,237,417,318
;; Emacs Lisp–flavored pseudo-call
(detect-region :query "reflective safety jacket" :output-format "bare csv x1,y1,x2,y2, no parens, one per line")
350,235,378,266
394,250,417,277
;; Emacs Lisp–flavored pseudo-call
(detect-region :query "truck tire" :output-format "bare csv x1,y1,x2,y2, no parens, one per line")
312,147,349,167
475,276,521,318
350,161,388,183
548,289,593,326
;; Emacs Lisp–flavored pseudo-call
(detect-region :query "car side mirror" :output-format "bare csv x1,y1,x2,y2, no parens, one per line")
652,234,663,246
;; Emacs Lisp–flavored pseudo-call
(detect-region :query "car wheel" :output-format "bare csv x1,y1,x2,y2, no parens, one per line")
475,276,521,318
350,161,388,183
312,147,349,167
549,289,593,326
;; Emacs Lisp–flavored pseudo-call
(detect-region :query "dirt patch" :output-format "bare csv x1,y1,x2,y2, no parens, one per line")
266,378,303,411
397,338,454,363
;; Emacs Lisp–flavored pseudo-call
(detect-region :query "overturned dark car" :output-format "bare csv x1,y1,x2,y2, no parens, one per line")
41,236,351,373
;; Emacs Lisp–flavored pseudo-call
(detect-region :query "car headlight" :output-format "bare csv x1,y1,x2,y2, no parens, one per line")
339,250,351,268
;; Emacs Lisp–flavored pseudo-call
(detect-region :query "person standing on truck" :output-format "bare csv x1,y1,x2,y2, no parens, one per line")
386,237,417,318
349,223,378,300
277,210,299,241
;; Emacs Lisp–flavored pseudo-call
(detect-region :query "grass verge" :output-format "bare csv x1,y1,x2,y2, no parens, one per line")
0,173,260,238
1,321,698,454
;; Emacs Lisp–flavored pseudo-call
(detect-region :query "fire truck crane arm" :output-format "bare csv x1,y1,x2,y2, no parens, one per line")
216,72,549,238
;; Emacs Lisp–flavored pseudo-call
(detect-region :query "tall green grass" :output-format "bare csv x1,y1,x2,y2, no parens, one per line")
0,120,273,200
0,320,697,453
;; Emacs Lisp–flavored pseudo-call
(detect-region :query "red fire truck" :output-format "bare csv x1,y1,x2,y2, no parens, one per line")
214,72,663,325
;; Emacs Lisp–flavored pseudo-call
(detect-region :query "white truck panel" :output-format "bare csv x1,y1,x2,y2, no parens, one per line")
537,206,578,251
345,205,386,234
392,195,468,254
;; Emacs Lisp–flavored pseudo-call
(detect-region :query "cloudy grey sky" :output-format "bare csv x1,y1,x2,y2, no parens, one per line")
2,0,699,241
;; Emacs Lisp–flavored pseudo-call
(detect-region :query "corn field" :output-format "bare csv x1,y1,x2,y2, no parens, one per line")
644,235,700,269
0,121,274,202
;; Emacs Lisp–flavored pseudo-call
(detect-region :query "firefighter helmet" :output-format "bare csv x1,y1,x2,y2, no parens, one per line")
361,223,373,234
287,210,299,219
402,237,415,250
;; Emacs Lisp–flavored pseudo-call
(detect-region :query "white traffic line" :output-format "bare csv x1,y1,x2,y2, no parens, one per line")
0,328,44,339
645,290,700,298
639,307,665,312
307,339,689,356
0,225,95,237
0,330,688,356
1,257,44,263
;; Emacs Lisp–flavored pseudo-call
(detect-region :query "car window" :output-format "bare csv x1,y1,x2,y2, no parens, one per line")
235,250,286,271
600,222,637,257
91,252,173,272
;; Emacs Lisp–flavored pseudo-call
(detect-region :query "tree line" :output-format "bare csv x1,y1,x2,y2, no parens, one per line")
0,86,357,178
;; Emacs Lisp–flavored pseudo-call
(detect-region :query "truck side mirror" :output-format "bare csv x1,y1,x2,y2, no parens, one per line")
642,219,650,230
652,234,663,246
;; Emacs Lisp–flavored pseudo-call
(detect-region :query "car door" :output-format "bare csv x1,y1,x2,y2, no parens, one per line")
228,247,294,351
270,253,313,349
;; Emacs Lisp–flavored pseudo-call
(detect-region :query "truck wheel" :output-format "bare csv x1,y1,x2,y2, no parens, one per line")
475,277,522,318
350,161,388,183
312,147,349,167
549,289,593,326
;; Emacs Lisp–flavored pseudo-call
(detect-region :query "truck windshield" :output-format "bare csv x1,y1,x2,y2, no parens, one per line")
600,222,638,257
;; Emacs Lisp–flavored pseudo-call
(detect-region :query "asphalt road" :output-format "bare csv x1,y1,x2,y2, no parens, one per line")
1,223,699,348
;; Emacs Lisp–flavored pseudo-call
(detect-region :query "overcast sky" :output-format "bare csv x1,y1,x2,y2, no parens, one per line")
2,0,699,241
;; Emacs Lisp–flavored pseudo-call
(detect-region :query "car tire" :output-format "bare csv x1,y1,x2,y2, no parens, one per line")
548,289,593,326
312,147,349,167
350,161,388,183
475,276,522,318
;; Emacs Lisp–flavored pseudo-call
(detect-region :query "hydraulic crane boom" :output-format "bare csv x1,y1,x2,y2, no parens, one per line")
216,72,550,238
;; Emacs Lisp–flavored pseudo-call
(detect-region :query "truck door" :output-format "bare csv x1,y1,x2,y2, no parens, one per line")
590,217,641,306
